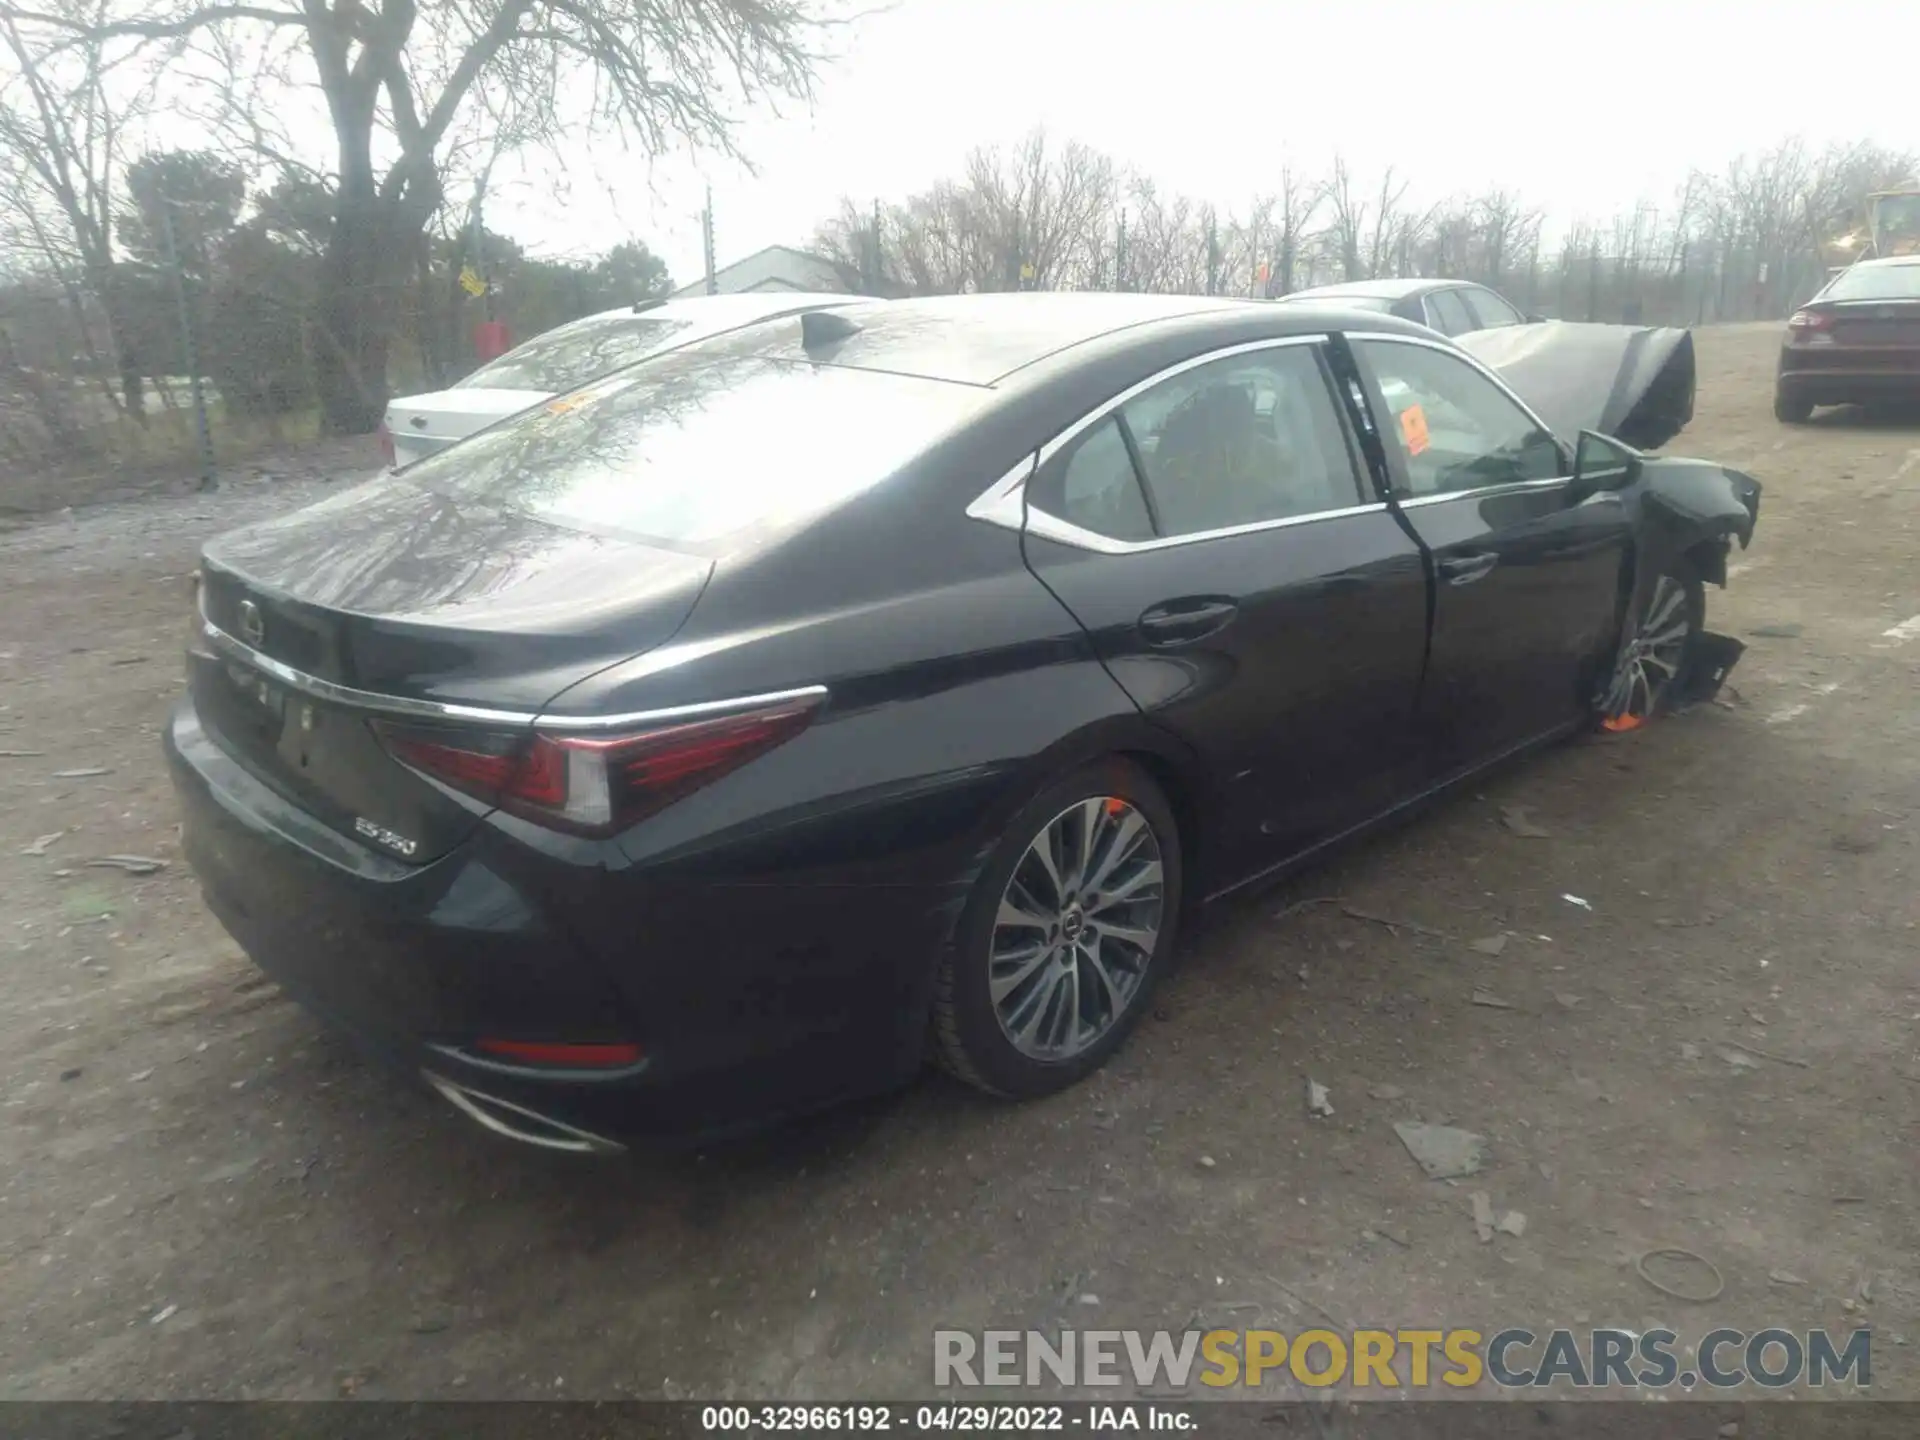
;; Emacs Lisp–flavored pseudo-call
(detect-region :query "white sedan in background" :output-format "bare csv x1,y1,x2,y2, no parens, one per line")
379,291,856,467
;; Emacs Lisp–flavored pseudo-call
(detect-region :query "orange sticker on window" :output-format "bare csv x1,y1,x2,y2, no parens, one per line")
1399,404,1430,456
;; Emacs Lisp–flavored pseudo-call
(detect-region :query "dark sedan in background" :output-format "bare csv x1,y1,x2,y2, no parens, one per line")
1276,277,1538,337
168,294,1760,1153
1774,256,1920,422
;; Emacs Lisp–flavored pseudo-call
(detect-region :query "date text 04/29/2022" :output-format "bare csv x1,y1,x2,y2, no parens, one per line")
699,1405,1191,1432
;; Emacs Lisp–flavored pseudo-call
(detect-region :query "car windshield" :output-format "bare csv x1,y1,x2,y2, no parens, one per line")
455,313,694,393
407,355,988,549
1824,264,1920,301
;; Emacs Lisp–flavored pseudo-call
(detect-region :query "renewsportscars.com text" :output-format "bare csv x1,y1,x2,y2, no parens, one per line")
934,1327,1872,1391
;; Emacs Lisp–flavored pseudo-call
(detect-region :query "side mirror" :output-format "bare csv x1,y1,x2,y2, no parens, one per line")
1568,429,1642,503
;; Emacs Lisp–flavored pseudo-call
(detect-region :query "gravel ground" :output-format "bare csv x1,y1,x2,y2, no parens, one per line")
1,326,1916,1402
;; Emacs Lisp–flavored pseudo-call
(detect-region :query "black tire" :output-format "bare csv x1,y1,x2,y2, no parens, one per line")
931,757,1183,1099
1774,390,1813,424
1599,558,1705,731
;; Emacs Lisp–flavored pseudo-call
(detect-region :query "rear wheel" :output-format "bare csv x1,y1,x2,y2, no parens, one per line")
1599,562,1704,732
931,759,1182,1098
1773,390,1813,424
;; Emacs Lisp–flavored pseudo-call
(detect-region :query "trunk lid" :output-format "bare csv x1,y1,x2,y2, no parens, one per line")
193,476,712,863
384,386,551,466
1822,298,1920,348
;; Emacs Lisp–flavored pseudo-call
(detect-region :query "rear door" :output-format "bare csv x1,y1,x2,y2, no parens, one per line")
1017,337,1430,884
1349,333,1631,775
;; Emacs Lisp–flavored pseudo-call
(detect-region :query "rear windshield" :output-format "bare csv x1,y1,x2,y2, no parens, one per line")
1823,264,1920,301
408,355,988,547
457,313,694,393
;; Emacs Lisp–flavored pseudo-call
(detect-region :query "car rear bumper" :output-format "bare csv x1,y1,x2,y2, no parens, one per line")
1777,350,1920,405
165,697,950,1149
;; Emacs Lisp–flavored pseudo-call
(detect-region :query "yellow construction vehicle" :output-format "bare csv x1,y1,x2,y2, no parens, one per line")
1824,183,1920,272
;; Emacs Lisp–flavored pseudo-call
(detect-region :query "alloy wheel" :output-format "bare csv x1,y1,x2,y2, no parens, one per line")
989,796,1165,1061
1602,574,1692,730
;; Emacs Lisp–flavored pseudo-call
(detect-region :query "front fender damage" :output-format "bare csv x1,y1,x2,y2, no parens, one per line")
1614,457,1764,712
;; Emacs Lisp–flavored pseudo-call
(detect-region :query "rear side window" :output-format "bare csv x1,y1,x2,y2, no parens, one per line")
457,314,694,393
1460,287,1525,329
1822,264,1920,300
409,356,987,547
1032,418,1155,541
1423,290,1475,335
1120,345,1364,535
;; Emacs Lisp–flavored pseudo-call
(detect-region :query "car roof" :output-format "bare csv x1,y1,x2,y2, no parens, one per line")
704,291,1407,387
1848,255,1920,269
1280,278,1455,302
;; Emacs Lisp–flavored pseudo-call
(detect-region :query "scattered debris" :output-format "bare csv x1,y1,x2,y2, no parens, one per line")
1368,1084,1404,1101
1679,1042,1703,1061
1747,623,1803,638
1468,934,1508,957
1496,1211,1527,1238
1076,1294,1100,1307
1499,805,1551,838
1305,1080,1334,1119
129,1069,153,1083
1561,894,1594,911
149,1304,178,1325
1340,905,1452,941
59,1067,82,1082
1471,989,1515,1010
1718,1047,1761,1072
1832,1195,1867,1206
1554,993,1584,1011
1393,1121,1487,1180
1372,1226,1410,1249
0,749,46,757
110,655,150,666
1719,1038,1810,1070
1769,1270,1807,1287
1635,1247,1725,1303
1197,1155,1217,1170
22,831,63,856
52,766,112,778
1471,1191,1496,1242
85,855,168,876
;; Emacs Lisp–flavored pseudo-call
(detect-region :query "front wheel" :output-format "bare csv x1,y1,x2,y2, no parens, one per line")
931,759,1182,1098
1599,562,1705,732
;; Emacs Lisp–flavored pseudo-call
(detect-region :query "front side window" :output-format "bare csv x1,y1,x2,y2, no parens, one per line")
1359,339,1563,497
1115,345,1363,537
456,314,693,393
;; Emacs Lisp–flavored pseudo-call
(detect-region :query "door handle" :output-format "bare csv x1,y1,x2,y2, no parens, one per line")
1438,552,1499,586
1137,598,1239,645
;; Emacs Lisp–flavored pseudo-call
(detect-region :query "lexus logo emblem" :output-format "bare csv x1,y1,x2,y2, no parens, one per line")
237,599,265,648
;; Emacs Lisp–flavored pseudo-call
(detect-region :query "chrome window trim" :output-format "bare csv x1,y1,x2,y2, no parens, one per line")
966,333,1389,554
197,617,827,732
1023,500,1392,556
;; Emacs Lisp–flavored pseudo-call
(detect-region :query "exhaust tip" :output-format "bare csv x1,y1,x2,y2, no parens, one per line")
423,1071,625,1155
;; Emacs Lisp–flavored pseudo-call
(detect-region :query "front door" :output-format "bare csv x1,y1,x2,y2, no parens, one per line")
1350,334,1632,775
1018,337,1430,888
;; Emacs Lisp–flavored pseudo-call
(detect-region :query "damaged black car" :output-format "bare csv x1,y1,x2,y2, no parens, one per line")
167,294,1760,1152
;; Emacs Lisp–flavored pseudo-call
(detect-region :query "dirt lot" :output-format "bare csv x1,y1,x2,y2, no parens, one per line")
1,323,1917,1402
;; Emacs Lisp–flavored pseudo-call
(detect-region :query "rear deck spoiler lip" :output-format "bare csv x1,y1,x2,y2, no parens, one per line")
196,609,826,735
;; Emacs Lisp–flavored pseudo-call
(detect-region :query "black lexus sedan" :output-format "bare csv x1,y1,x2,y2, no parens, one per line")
168,293,1760,1153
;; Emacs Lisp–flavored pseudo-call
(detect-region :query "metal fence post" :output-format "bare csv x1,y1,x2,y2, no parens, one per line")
160,198,216,491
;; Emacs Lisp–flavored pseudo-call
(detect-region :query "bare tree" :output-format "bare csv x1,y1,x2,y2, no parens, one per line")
8,0,844,432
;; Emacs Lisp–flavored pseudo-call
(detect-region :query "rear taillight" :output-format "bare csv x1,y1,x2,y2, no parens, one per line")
376,422,397,468
1788,309,1834,331
371,695,822,836
472,1039,642,1068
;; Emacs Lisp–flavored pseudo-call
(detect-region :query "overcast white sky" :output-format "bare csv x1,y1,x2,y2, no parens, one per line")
488,0,1915,285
